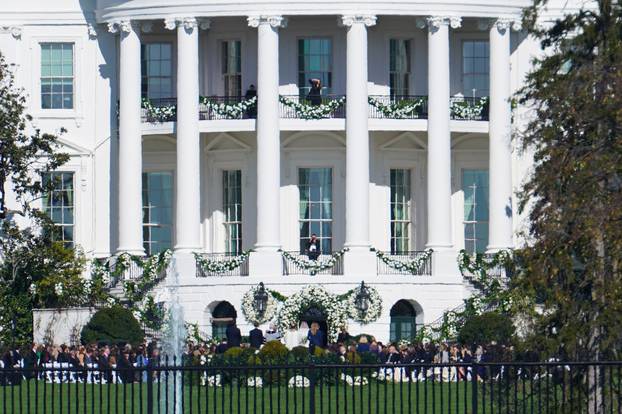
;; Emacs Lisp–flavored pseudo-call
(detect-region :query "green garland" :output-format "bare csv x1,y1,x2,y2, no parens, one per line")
141,98,176,122
281,248,349,275
194,250,252,276
371,248,433,275
120,250,172,304
367,97,426,119
450,97,489,120
199,96,257,119
278,96,346,120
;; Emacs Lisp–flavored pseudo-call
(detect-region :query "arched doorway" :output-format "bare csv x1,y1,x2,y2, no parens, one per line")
300,306,328,347
390,300,418,342
211,301,237,340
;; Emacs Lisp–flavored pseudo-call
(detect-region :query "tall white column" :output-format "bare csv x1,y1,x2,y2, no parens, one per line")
488,19,515,251
248,15,285,252
110,20,144,255
165,17,204,253
341,15,376,251
424,16,461,251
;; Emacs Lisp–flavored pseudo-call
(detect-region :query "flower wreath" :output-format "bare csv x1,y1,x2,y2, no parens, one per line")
346,284,383,324
276,285,348,342
241,285,279,325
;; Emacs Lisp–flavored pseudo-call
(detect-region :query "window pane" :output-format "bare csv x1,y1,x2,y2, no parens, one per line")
141,43,173,100
462,169,489,253
462,40,489,97
41,43,74,109
142,172,173,255
299,168,333,254
223,170,242,254
298,38,332,95
390,169,412,254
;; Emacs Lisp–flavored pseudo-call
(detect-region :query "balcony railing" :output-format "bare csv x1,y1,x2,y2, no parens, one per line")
368,95,428,119
279,95,346,119
376,251,432,276
139,95,490,123
282,251,344,276
195,253,250,277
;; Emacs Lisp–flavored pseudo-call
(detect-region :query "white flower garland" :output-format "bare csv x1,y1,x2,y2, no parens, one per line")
450,97,489,120
141,99,176,122
276,285,349,342
368,97,425,119
281,248,348,275
199,96,257,119
241,285,278,325
194,250,252,275
346,284,382,324
372,248,433,275
279,96,346,120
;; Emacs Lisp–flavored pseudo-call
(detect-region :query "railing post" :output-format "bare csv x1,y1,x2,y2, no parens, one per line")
471,362,478,413
309,363,316,414
146,364,154,414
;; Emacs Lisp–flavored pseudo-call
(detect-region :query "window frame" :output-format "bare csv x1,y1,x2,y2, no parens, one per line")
389,168,413,254
39,42,75,111
141,42,174,100
461,168,490,254
142,171,174,255
388,38,412,98
220,40,243,98
222,169,243,255
42,171,76,248
298,167,334,255
461,39,490,98
297,37,333,96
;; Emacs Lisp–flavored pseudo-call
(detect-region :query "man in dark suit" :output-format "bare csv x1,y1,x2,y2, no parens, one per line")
249,324,264,349
22,343,39,380
225,320,241,348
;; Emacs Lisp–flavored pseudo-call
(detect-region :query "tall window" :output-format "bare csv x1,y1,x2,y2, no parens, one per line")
299,168,332,254
211,301,237,340
221,40,242,97
141,43,173,99
223,170,242,255
390,300,417,342
298,38,332,95
42,172,75,247
462,40,490,97
389,39,411,98
40,43,74,109
462,170,489,253
390,169,411,254
142,172,173,255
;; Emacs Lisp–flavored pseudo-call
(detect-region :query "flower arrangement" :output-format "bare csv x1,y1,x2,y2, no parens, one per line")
450,97,489,120
199,96,257,119
241,285,279,325
368,96,426,119
345,284,382,324
371,248,433,275
281,248,348,275
279,96,346,120
340,374,369,386
288,375,310,388
141,98,176,122
194,250,252,276
276,285,349,342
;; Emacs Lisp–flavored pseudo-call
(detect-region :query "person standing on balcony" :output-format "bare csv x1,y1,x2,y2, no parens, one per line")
244,84,257,118
307,233,320,261
307,79,322,106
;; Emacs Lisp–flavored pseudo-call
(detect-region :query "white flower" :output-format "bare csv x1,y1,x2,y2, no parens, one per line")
207,375,221,387
247,377,263,387
288,375,310,388
54,282,64,296
29,284,37,295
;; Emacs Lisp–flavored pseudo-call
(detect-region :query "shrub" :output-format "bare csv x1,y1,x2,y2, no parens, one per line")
345,351,361,364
458,312,515,346
80,306,144,346
258,340,289,364
288,346,310,364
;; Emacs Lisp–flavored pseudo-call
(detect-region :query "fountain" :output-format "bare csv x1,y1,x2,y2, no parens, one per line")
159,256,186,414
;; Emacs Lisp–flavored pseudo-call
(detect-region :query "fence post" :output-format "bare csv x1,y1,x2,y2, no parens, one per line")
309,363,316,414
471,362,478,414
146,365,154,414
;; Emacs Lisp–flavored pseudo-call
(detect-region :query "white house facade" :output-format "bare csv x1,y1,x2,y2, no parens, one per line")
0,0,581,342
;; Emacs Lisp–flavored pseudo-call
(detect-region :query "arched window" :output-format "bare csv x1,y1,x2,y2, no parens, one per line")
390,300,417,342
211,301,237,340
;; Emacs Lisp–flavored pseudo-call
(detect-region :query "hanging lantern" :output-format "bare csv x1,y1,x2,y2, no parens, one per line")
254,282,269,314
354,281,370,313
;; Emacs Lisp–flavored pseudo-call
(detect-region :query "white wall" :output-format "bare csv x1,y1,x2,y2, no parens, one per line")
32,307,97,345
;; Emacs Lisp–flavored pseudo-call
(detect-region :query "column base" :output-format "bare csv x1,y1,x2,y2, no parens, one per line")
343,248,376,277
249,251,283,277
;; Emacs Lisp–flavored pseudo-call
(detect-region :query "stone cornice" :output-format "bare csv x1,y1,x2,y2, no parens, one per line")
247,15,287,28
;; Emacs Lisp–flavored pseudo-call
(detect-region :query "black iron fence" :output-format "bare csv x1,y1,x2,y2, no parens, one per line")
0,361,620,413
376,251,433,276
195,253,250,277
281,251,344,276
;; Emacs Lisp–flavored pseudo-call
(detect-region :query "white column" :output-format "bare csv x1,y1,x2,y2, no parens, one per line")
424,16,461,251
488,19,515,251
111,20,144,255
248,15,286,252
341,15,376,251
165,17,204,253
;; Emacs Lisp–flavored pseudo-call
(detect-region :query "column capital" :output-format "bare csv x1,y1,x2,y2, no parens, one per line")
0,26,22,39
496,17,522,32
107,20,135,34
247,15,287,29
164,17,206,31
340,14,377,27
416,16,462,31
